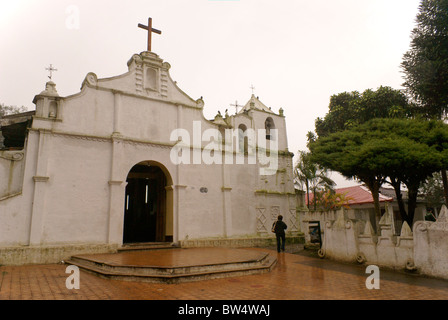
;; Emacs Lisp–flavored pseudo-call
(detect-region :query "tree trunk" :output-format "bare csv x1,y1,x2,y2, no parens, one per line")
372,184,381,222
364,177,382,224
406,185,419,227
441,170,448,206
390,178,409,224
306,182,310,210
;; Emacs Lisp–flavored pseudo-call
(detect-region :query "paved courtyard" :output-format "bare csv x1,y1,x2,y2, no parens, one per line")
1,246,447,301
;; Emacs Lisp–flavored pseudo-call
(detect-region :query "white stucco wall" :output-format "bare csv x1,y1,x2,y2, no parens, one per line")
0,51,300,265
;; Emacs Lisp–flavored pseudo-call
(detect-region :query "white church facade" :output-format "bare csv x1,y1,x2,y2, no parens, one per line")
0,51,303,265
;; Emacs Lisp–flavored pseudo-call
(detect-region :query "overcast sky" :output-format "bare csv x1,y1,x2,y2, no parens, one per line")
0,0,421,187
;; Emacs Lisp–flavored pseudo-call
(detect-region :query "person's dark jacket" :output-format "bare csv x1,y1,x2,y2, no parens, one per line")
273,220,287,235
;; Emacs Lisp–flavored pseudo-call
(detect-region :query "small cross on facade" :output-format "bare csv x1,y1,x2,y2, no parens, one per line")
138,17,162,52
230,100,243,114
46,64,58,80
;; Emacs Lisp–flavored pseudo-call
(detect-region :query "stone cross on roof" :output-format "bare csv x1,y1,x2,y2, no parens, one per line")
250,84,256,94
138,17,162,52
46,64,57,80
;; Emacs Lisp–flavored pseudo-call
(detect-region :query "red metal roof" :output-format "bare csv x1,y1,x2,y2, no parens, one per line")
306,185,394,206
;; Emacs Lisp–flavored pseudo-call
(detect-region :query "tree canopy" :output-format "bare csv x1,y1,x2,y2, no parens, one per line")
401,0,448,204
0,103,27,118
401,0,448,119
309,118,448,225
315,86,412,138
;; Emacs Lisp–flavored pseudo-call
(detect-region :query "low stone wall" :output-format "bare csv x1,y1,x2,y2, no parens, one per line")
414,209,448,280
314,206,448,280
352,209,414,270
180,235,305,249
318,211,364,263
0,244,118,266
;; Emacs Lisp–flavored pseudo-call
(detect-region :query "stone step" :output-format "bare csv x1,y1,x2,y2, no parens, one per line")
65,254,277,284
65,248,278,284
118,242,178,252
67,251,270,276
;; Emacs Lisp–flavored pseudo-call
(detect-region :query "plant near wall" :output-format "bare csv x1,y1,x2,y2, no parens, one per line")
314,190,353,211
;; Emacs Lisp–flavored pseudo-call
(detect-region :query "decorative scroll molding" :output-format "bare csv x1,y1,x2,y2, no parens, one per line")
0,152,24,161
82,72,98,87
414,221,430,233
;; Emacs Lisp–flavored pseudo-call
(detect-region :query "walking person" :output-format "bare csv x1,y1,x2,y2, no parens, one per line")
272,215,287,253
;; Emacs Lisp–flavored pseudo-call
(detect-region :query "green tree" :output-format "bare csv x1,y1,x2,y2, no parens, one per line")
314,190,353,211
309,128,387,220
315,86,412,137
312,86,416,220
310,118,448,225
401,0,448,119
401,0,448,205
315,91,360,137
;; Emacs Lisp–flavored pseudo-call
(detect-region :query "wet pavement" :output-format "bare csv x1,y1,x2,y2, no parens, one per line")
1,246,447,300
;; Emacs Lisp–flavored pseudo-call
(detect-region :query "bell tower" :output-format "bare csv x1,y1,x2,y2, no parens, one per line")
33,81,61,121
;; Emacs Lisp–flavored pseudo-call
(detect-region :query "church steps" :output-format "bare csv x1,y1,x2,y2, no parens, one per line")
65,255,276,284
118,242,178,252
65,252,277,284
66,251,271,276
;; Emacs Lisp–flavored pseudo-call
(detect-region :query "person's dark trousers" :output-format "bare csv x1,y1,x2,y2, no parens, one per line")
276,233,286,252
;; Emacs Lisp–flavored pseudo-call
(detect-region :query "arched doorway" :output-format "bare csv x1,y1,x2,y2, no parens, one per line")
123,161,173,244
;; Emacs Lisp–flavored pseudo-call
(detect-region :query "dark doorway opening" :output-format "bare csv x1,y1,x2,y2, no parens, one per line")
123,164,167,244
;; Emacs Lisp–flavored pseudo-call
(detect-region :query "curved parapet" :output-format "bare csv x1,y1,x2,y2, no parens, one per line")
82,72,98,87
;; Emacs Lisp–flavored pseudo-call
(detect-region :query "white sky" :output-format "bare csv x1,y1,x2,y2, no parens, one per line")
0,0,421,187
